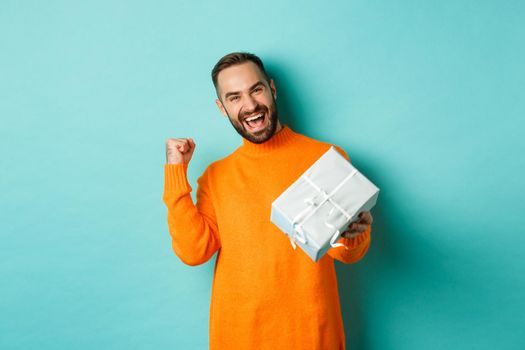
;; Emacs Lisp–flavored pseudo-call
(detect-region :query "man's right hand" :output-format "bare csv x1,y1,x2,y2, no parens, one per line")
165,138,196,164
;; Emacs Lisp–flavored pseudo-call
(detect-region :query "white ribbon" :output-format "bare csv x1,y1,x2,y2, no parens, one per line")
289,168,358,251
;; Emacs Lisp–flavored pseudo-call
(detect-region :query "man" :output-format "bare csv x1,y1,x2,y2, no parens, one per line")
163,52,373,350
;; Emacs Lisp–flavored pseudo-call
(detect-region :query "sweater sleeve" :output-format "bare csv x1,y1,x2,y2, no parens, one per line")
162,163,221,266
327,144,373,264
327,226,371,264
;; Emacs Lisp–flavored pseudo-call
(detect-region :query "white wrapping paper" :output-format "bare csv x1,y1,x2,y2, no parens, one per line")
270,146,379,262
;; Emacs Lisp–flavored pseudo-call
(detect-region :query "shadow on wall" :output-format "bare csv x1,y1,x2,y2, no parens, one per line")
335,199,389,350
266,60,451,349
265,62,302,131
266,59,383,348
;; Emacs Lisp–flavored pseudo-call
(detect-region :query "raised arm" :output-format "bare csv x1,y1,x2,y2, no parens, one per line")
162,138,221,266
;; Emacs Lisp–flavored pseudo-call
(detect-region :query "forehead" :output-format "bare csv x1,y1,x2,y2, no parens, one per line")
217,62,266,97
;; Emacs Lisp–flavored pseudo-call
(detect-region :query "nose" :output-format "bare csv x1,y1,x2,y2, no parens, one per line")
243,94,257,112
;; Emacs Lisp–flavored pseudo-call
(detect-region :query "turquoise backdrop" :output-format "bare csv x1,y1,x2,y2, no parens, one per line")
1,1,524,349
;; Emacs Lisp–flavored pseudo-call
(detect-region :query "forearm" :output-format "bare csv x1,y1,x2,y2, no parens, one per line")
162,163,221,266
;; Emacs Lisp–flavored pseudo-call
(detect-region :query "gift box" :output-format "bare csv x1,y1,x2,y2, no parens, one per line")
270,146,380,262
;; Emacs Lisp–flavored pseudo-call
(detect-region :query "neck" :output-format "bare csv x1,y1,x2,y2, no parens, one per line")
275,120,283,133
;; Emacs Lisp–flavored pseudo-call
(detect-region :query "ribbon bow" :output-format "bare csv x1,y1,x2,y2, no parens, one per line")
288,168,358,251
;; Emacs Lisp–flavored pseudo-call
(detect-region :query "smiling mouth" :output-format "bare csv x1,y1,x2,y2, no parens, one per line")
243,112,267,132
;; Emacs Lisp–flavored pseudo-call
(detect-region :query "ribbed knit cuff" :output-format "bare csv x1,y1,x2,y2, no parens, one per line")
342,225,371,249
163,163,192,198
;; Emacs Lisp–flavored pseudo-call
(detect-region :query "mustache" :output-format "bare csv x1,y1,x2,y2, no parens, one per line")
240,105,267,120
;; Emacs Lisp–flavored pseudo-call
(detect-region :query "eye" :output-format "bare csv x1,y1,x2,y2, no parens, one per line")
253,87,263,93
230,96,240,102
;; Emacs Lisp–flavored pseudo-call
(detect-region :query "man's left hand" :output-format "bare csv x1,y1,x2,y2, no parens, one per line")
341,211,373,239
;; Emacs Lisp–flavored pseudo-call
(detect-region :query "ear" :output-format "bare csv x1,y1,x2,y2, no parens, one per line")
269,79,277,100
215,98,228,117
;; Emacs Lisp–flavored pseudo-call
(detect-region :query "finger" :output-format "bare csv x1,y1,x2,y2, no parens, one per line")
347,222,361,230
342,231,361,239
184,139,193,151
176,139,191,152
167,139,189,149
347,223,369,233
358,212,373,225
167,138,187,144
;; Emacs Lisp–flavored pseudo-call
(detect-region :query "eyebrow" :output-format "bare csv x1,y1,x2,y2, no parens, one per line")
224,81,265,100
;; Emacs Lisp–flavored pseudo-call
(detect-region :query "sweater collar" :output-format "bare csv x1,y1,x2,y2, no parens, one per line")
239,124,296,156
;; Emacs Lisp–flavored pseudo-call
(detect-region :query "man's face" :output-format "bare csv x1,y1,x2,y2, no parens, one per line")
215,62,279,144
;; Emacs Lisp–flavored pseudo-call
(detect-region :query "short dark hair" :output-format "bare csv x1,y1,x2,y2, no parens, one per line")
211,52,270,97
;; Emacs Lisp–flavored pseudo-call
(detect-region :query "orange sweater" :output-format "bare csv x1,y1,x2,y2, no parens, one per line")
162,125,371,350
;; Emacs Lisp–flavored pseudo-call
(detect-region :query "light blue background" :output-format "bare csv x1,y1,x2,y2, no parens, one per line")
1,1,524,349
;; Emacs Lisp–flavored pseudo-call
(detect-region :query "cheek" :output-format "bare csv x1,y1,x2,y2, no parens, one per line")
263,94,275,106
231,107,243,123
233,106,243,118
224,103,239,116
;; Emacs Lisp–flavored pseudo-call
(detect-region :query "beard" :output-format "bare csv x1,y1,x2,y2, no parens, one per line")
225,95,279,144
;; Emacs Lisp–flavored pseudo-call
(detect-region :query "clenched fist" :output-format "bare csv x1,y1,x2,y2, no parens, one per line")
165,138,196,164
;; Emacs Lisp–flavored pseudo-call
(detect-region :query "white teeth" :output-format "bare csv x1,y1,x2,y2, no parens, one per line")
245,113,263,122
